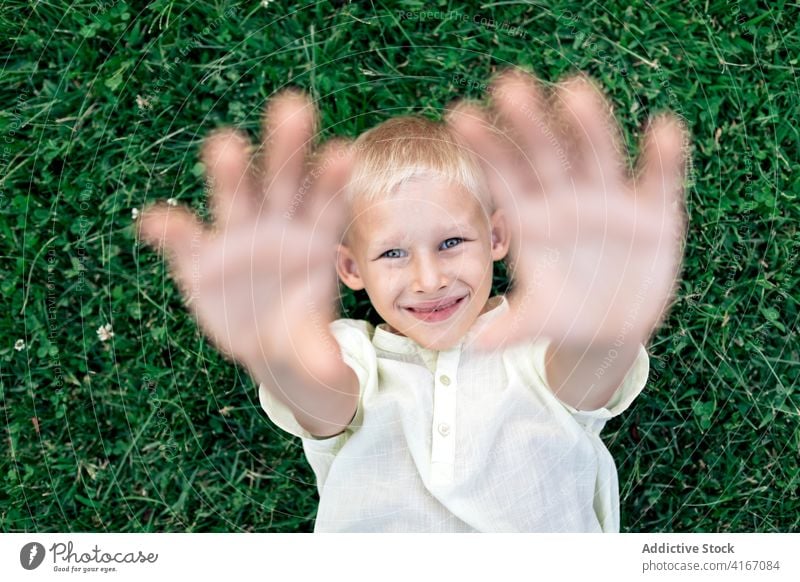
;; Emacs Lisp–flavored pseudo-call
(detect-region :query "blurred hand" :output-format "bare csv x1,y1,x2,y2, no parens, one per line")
448,69,688,350
138,91,353,377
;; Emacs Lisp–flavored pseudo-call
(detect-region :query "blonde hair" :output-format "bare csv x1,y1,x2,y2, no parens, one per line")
344,116,492,221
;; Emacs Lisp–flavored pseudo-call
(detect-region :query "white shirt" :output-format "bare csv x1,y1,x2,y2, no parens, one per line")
258,295,649,532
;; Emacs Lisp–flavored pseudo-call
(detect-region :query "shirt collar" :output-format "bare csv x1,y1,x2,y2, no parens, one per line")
372,295,509,355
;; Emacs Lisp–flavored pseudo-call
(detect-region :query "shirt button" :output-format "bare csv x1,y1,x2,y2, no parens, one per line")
437,422,451,436
439,374,451,386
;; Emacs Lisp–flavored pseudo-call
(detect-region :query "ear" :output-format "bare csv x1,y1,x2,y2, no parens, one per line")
489,208,511,261
336,243,365,291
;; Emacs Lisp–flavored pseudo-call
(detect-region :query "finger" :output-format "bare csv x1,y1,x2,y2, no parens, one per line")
634,114,688,207
304,138,354,238
137,202,206,267
259,89,318,215
555,74,626,189
445,100,523,221
447,101,535,287
488,68,570,195
200,127,258,230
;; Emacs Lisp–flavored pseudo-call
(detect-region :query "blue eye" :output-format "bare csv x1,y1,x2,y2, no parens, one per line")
380,249,407,259
440,237,464,250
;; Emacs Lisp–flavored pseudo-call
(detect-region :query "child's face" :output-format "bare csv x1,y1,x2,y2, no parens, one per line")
336,177,509,351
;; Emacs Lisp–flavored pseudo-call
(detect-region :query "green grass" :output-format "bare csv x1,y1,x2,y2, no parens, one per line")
1,0,798,532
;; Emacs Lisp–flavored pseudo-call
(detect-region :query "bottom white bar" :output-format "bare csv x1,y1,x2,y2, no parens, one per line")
1,533,797,581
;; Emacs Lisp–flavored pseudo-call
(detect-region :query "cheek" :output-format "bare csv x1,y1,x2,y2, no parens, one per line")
380,267,405,288
453,252,493,286
366,266,404,301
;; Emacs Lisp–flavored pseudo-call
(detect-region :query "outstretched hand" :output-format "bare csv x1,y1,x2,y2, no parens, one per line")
447,69,688,351
138,91,353,377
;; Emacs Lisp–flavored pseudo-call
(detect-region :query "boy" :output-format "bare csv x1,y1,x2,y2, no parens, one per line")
138,69,687,531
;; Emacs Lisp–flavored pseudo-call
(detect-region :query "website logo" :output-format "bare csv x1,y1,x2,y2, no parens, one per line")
20,542,46,570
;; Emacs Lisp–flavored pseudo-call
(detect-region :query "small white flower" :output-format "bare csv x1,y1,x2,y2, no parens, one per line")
97,323,114,342
166,198,177,206
131,208,140,220
14,339,26,351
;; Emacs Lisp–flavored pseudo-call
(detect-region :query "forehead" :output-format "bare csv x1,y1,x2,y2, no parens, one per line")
349,179,488,244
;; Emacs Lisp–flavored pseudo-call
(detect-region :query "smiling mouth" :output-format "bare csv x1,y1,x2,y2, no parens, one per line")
403,295,467,322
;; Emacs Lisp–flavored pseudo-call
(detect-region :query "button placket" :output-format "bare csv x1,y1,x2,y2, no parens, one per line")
430,347,461,486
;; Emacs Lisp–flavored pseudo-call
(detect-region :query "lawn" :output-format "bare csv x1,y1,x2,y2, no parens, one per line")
1,0,797,532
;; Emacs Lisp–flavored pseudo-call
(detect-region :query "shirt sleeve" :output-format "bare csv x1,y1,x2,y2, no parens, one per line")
530,337,650,431
257,318,374,441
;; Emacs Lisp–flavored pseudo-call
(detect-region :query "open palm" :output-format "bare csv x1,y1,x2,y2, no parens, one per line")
448,70,688,350
138,91,353,377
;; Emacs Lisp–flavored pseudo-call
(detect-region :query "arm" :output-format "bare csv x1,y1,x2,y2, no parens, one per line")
544,339,642,411
138,90,359,439
244,328,360,438
447,70,686,397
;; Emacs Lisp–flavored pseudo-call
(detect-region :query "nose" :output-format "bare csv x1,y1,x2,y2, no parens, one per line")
411,252,449,293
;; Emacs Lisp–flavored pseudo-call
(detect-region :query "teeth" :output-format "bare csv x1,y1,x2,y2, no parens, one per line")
411,297,460,313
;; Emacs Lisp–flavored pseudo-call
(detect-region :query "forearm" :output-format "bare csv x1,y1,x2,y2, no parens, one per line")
244,328,359,437
544,338,643,411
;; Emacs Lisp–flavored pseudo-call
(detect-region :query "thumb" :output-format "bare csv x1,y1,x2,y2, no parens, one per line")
138,202,205,264
466,311,518,353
